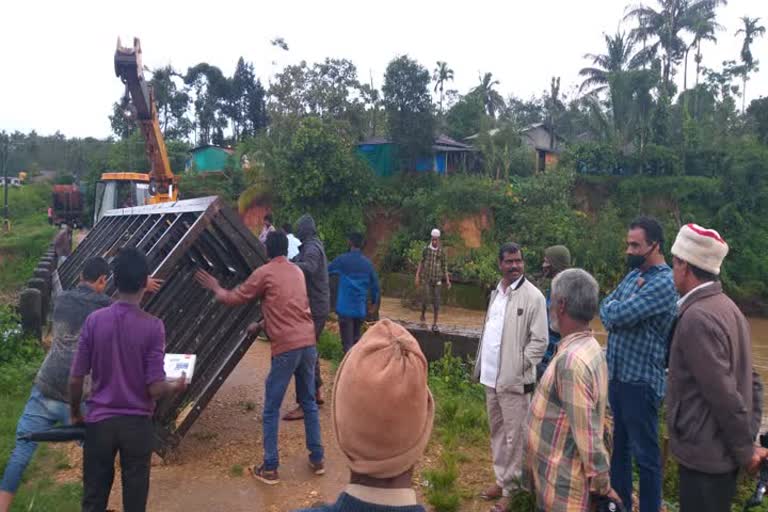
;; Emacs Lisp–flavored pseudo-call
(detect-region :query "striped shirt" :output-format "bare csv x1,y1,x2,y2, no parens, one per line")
600,264,677,399
524,331,610,512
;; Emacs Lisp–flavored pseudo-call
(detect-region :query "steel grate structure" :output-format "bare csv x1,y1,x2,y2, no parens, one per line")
57,196,267,455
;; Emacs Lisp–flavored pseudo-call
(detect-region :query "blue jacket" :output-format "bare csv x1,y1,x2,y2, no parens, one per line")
328,249,380,319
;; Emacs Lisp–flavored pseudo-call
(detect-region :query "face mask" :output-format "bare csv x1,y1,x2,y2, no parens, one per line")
626,244,656,270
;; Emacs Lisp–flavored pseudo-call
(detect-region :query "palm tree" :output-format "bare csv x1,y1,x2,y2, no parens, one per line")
625,0,727,93
685,9,722,90
579,31,641,94
473,72,505,118
432,61,454,114
736,16,766,113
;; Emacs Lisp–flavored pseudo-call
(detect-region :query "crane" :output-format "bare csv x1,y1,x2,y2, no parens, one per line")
93,37,179,223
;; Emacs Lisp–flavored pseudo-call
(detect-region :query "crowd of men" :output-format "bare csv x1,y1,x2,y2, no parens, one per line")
0,211,764,512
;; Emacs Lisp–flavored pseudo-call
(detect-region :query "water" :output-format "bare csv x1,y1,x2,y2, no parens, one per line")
380,295,768,395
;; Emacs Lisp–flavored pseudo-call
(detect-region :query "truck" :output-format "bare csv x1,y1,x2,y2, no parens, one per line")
51,184,83,227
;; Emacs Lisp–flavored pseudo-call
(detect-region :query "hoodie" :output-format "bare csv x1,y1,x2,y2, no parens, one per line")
292,214,330,319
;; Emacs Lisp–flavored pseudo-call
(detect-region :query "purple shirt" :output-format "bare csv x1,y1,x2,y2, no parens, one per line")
71,302,166,423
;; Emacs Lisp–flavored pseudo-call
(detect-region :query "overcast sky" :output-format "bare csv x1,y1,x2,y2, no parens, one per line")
2,0,766,139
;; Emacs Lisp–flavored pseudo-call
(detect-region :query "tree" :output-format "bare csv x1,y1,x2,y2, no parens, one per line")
432,61,454,114
747,97,768,144
382,55,435,169
735,16,766,113
625,0,726,93
185,63,230,145
579,31,641,94
230,58,268,139
687,8,722,91
546,77,565,149
150,66,192,140
473,72,505,118
445,90,487,140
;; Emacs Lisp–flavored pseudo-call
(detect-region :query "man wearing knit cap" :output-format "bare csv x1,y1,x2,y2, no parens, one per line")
415,228,451,332
536,245,571,381
667,223,767,511
474,242,548,511
295,319,434,512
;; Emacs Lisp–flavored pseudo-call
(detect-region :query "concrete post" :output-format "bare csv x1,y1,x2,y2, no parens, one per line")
18,288,42,340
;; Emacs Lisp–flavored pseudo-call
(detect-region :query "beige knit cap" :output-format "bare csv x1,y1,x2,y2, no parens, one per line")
332,319,435,478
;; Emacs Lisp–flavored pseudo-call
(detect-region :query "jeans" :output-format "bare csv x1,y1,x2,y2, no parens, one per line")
264,346,324,470
338,317,363,353
609,381,662,512
82,415,153,512
294,317,325,404
0,385,73,493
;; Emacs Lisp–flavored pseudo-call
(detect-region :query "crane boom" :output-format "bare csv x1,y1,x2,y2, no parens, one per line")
114,37,178,203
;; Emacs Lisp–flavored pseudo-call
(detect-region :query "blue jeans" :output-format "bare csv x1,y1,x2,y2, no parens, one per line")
609,381,662,512
1,386,73,493
263,346,323,470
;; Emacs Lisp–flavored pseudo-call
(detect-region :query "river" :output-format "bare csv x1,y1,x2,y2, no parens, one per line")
380,296,768,403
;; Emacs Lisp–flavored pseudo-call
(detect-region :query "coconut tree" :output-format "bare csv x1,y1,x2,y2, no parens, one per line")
579,31,643,94
685,9,722,90
625,0,727,93
473,72,505,118
735,16,766,113
432,61,454,115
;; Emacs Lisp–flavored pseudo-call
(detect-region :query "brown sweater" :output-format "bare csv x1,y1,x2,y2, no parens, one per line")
666,282,758,473
220,256,315,357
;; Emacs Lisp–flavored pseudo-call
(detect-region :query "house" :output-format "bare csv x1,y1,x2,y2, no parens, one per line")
465,123,564,172
185,145,236,174
356,135,476,177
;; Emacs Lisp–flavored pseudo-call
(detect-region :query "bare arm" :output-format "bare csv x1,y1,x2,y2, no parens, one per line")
69,375,85,425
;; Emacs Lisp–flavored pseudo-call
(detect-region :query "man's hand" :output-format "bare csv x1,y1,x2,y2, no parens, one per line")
146,277,164,294
173,373,189,394
195,270,222,293
247,321,264,337
747,446,768,474
604,488,621,503
70,410,84,426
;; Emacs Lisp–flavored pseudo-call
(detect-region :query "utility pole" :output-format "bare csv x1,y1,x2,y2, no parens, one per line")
1,133,10,230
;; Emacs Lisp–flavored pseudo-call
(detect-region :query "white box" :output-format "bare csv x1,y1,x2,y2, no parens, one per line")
164,354,196,384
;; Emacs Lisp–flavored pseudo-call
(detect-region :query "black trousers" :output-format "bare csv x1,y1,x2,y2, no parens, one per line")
339,317,363,353
82,415,153,512
678,464,738,512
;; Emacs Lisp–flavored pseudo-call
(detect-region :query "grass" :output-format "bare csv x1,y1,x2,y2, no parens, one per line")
229,464,244,477
0,183,55,296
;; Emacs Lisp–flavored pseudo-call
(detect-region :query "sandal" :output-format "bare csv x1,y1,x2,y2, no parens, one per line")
480,484,503,501
489,498,511,512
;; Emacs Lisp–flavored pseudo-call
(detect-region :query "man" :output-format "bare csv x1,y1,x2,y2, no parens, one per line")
525,268,620,512
54,224,73,265
667,224,767,511
415,228,451,331
0,258,111,512
70,248,184,512
195,231,325,484
328,232,381,353
536,245,571,380
473,242,548,512
294,319,433,512
258,213,276,244
283,214,330,421
283,222,301,260
599,216,677,512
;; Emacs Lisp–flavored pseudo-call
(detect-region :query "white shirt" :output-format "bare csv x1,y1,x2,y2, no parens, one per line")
287,233,301,260
480,276,522,388
677,281,715,308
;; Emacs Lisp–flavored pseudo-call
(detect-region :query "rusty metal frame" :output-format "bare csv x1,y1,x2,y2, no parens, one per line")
57,196,267,455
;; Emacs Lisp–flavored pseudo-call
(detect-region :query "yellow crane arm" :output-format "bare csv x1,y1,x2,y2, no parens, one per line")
114,37,178,203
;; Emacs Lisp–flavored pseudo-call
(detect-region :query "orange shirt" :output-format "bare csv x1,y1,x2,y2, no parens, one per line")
220,256,316,356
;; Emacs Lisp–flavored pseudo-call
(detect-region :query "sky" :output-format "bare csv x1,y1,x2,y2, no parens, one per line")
2,0,766,139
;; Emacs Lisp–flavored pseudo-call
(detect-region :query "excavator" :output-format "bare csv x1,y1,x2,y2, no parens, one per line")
93,37,179,224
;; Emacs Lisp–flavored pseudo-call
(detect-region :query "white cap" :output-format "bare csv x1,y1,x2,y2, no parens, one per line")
671,223,729,275
431,229,441,238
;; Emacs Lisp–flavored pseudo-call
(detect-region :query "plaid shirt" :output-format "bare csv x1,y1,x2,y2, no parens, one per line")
600,264,677,399
524,331,610,512
420,245,447,284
